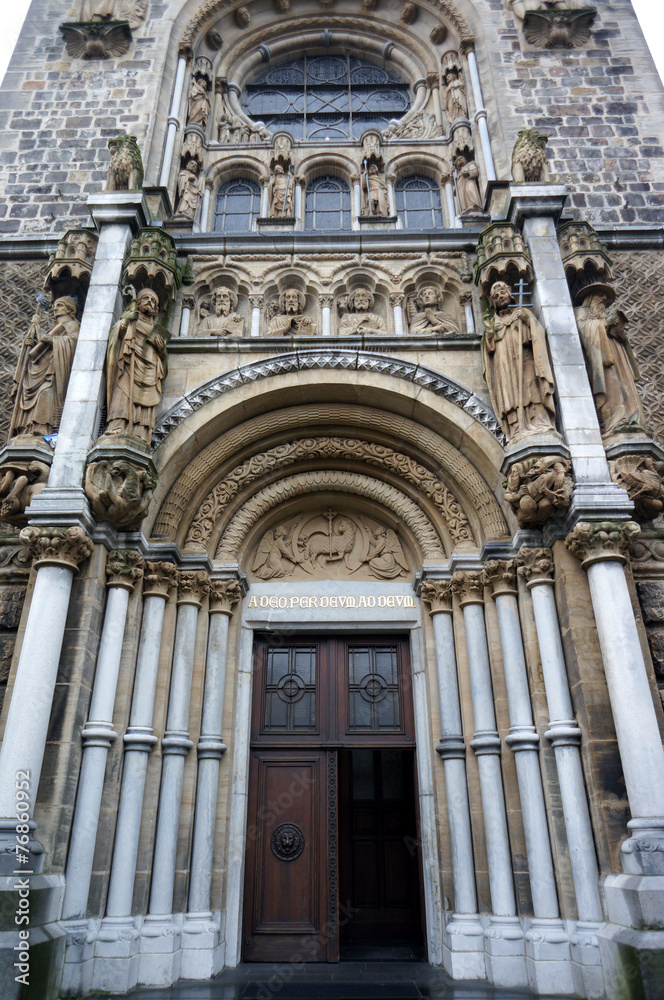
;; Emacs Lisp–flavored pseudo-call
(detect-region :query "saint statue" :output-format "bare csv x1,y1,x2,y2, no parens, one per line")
338,288,387,336
482,281,557,441
10,296,80,439
574,286,645,435
105,287,169,444
408,285,458,336
73,0,147,28
268,165,293,218
454,155,482,213
361,163,389,217
198,287,245,337
267,289,317,336
175,160,203,220
187,76,211,128
443,68,468,121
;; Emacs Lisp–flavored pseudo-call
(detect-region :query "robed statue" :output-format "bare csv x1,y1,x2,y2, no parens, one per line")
482,281,557,441
10,296,79,440
105,287,169,444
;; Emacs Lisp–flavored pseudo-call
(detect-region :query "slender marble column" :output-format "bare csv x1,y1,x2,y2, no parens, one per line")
62,551,144,920
386,175,396,217
462,292,475,334
389,292,405,337
428,73,443,126
465,50,496,180
320,294,333,337
146,571,209,921
198,182,212,232
294,176,304,230
566,523,664,873
517,549,602,922
249,294,263,338
260,183,269,219
352,176,361,231
159,55,188,188
444,180,458,229
0,527,93,873
421,581,484,977
179,296,193,338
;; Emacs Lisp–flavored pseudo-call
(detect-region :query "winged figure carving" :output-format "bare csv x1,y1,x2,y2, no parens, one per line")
60,22,132,59
523,8,596,49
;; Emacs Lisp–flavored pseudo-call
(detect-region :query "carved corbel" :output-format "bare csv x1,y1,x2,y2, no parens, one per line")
517,546,554,586
565,520,640,569
60,21,133,60
504,454,573,527
209,578,242,615
19,525,94,570
449,570,484,606
0,458,50,526
85,449,157,530
482,558,518,597
609,454,664,522
420,579,453,614
105,549,144,590
45,228,98,303
474,222,533,297
143,560,178,598
177,570,210,607
522,8,596,50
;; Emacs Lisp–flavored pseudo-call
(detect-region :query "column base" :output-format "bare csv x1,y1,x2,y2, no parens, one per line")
138,913,182,988
598,924,664,1000
181,910,224,979
570,921,604,1000
525,917,574,995
442,912,486,979
484,915,527,988
92,914,140,994
603,873,664,929
620,820,664,876
59,918,96,997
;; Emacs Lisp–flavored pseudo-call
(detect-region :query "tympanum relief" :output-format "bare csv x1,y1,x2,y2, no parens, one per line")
251,510,410,580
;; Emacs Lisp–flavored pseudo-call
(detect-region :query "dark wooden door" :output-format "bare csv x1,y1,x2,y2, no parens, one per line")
243,634,417,963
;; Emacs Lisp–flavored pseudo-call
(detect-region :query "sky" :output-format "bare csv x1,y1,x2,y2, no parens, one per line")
0,2,663,88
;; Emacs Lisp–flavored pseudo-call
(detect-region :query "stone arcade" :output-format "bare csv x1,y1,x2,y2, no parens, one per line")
0,1,664,998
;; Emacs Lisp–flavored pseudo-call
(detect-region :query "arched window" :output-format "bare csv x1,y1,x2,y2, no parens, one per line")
242,54,412,141
214,179,261,232
304,176,351,231
395,175,444,230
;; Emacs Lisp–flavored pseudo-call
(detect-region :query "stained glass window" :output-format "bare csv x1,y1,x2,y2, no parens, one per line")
304,176,351,231
242,54,412,141
214,178,261,232
395,175,444,229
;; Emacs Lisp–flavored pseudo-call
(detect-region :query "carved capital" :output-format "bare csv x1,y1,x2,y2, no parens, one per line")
420,579,453,614
450,570,484,606
389,292,405,307
106,549,144,591
482,558,517,597
85,457,156,531
426,72,440,89
143,561,178,598
610,454,664,522
517,547,554,586
20,525,94,571
209,579,242,615
248,293,264,309
504,455,573,527
319,294,334,309
177,570,210,607
565,520,640,569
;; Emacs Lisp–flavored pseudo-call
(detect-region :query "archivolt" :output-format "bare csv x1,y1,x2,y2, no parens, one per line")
215,471,446,561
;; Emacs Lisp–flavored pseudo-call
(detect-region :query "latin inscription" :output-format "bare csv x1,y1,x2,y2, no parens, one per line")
247,594,416,609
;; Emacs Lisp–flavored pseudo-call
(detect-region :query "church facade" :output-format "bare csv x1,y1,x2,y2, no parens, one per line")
0,1,664,997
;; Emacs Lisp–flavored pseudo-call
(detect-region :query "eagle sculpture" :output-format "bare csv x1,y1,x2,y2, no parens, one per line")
523,8,596,49
511,128,550,183
104,134,144,192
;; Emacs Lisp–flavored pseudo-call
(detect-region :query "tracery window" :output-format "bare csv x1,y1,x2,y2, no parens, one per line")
395,175,443,230
214,178,261,232
242,54,412,141
304,176,351,231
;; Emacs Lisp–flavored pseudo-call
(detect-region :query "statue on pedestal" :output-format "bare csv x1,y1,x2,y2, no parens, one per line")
361,163,389,217
454,155,482,212
175,160,204,220
268,165,293,217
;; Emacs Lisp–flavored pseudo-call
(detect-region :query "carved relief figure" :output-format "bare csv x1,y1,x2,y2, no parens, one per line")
365,526,410,578
504,455,573,525
105,134,143,192
443,68,467,121
408,285,458,336
383,111,442,141
574,289,645,435
482,281,556,440
175,160,203,220
198,287,245,337
338,288,387,336
105,288,168,444
267,289,317,336
511,129,550,183
10,297,80,439
361,164,389,217
72,0,147,28
454,155,482,213
268,165,293,217
188,75,211,128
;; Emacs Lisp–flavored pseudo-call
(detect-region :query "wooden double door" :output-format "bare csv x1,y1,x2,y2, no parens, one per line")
243,634,424,963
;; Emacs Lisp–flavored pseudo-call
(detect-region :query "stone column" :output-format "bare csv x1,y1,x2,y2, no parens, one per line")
62,550,144,920
442,172,458,229
386,172,397,218
249,294,263,338
320,294,333,337
483,560,572,995
465,49,496,180
181,580,241,979
260,182,270,219
450,570,526,988
420,580,484,980
294,175,304,231
159,53,188,188
198,180,212,232
565,522,664,872
461,290,475,334
179,295,194,338
352,173,361,231
140,571,209,980
0,526,93,872
389,292,405,337
94,561,178,995
517,547,603,997
428,72,443,126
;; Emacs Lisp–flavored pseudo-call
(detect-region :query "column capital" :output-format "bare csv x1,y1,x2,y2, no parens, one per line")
209,578,241,615
565,520,640,569
143,560,179,598
482,558,517,598
106,549,144,591
319,293,334,308
389,291,405,307
517,546,554,587
178,570,210,607
420,579,453,614
248,293,264,308
450,570,484,607
19,524,94,570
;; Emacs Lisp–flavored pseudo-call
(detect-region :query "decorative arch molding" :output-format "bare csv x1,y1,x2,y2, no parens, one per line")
185,436,475,553
215,470,446,561
151,350,505,448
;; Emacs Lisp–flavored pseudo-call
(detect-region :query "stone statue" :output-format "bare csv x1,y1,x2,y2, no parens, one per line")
105,288,168,444
511,129,550,183
338,288,387,336
361,164,389,217
187,76,211,128
482,281,557,440
72,0,147,29
10,296,80,439
454,155,482,212
175,160,203,220
443,68,467,121
408,285,458,336
574,288,645,435
267,289,317,336
105,134,143,192
268,164,293,218
198,287,245,337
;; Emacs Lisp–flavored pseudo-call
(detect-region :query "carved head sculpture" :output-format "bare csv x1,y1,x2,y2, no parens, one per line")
184,160,200,177
347,288,375,312
279,288,306,315
415,285,443,309
210,287,238,315
136,287,160,317
489,280,514,311
274,164,285,176
454,154,468,170
368,164,380,176
53,296,78,320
